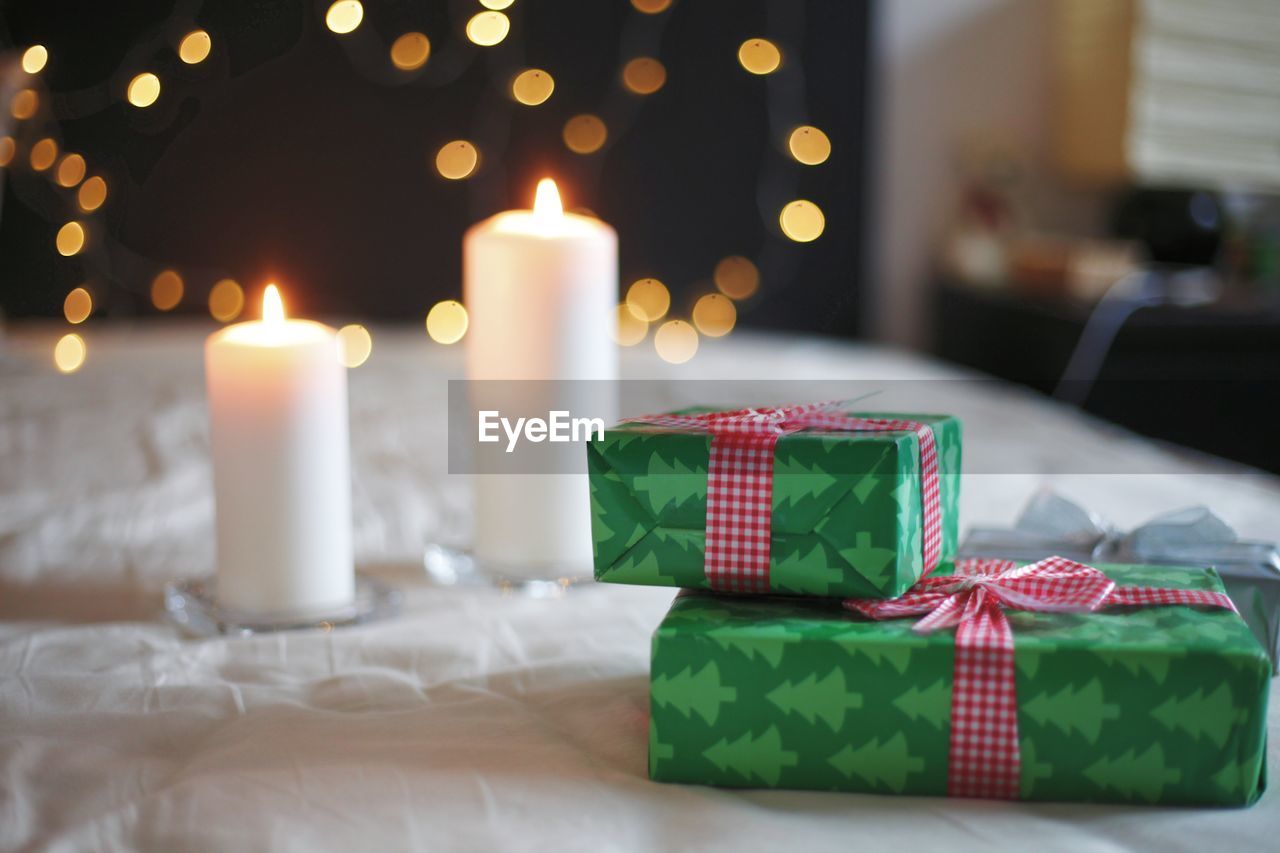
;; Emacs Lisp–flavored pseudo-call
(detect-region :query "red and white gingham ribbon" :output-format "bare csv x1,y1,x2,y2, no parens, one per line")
844,556,1237,799
626,402,942,593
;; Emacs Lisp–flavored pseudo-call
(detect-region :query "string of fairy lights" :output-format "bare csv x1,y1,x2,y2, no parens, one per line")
1,0,832,373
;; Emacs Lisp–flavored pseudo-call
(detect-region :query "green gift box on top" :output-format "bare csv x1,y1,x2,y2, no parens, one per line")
588,409,962,598
647,562,1269,806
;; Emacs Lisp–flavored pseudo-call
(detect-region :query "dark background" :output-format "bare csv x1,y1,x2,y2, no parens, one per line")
0,0,870,331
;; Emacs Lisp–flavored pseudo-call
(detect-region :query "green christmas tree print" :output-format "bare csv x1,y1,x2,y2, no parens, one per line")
1094,648,1172,684
771,455,839,509
891,678,949,730
633,452,706,516
839,632,927,674
708,623,803,668
851,470,880,503
1023,678,1119,743
836,532,898,589
651,661,737,726
765,667,863,731
1019,738,1053,799
649,718,675,778
827,733,924,793
1083,743,1181,803
703,725,798,786
1211,759,1247,799
607,551,677,586
1151,683,1236,748
772,544,843,596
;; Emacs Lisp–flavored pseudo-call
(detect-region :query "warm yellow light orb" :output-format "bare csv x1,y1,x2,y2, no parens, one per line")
738,38,781,75
56,221,85,256
151,270,184,311
480,0,515,9
435,140,479,180
64,287,93,324
78,176,108,212
325,1,364,34
127,73,161,108
779,200,825,242
692,293,737,337
390,32,431,71
55,153,86,188
30,138,57,171
788,125,831,165
654,320,698,364
22,45,48,74
563,114,607,155
625,278,670,322
178,30,212,64
208,279,245,322
613,303,648,347
713,256,760,300
337,324,373,367
10,88,38,120
512,69,554,105
622,57,666,95
631,0,672,13
426,300,468,344
0,137,14,167
54,333,86,374
466,12,510,46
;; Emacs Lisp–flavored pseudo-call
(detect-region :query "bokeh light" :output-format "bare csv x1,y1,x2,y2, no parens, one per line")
55,221,85,256
10,89,38,120
631,0,672,13
654,320,698,364
692,293,737,337
151,270,184,311
480,0,514,9
337,324,373,367
390,32,431,71
208,279,245,322
622,57,666,95
713,256,760,300
466,12,510,46
55,153,86,188
779,200,825,242
512,69,554,105
30,137,57,171
54,333,86,374
178,30,212,64
788,125,831,165
613,304,648,346
626,278,670,322
738,38,781,75
0,137,14,167
127,73,161,108
325,1,364,35
426,300,468,344
436,140,479,180
78,176,108,212
22,45,48,74
563,114,607,155
63,287,92,324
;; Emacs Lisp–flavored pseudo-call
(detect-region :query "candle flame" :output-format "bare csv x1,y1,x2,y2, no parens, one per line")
532,177,563,224
262,284,285,326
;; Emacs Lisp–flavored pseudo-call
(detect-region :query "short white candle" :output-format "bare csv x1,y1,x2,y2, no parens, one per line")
205,285,354,614
463,178,617,572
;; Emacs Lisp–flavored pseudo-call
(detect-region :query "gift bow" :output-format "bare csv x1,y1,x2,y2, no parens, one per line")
844,557,1237,800
626,402,941,594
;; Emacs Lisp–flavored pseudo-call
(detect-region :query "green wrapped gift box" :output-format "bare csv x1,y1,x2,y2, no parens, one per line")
648,562,1269,806
589,410,962,598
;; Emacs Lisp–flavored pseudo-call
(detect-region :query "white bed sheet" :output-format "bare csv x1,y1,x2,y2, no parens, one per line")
2,324,1278,852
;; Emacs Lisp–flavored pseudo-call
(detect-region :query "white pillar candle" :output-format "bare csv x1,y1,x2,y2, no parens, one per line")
463,178,617,572
205,285,354,614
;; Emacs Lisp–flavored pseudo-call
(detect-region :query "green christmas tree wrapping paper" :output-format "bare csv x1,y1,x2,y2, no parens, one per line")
648,562,1269,806
589,410,962,598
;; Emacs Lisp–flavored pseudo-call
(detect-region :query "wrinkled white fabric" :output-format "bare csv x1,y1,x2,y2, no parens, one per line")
1,324,1277,852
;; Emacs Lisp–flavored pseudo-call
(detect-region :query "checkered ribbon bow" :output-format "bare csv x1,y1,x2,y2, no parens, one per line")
625,402,942,594
844,556,1237,800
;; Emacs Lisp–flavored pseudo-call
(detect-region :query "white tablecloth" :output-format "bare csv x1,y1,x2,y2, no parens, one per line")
2,324,1278,852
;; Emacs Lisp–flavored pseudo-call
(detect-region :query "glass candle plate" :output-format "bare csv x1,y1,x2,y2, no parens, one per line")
164,574,401,637
422,543,592,598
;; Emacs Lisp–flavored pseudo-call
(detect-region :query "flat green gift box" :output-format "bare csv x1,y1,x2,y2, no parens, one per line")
588,410,962,598
648,562,1269,806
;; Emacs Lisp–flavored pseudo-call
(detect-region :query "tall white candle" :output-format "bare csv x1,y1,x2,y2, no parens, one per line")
205,285,354,614
463,178,617,572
